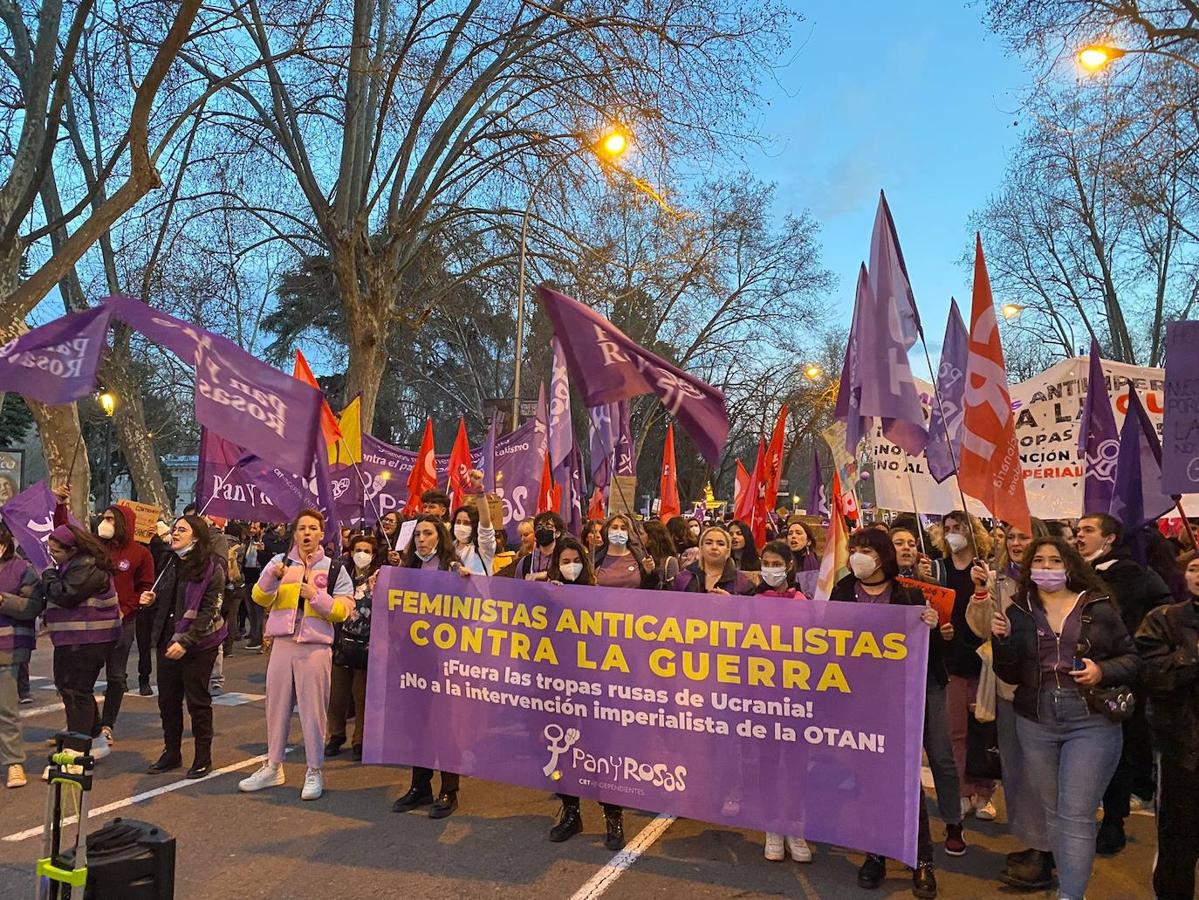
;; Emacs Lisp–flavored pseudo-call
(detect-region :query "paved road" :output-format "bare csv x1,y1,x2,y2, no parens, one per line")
1,647,1159,899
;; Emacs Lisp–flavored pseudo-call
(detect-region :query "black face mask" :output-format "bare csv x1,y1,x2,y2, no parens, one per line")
534,528,556,547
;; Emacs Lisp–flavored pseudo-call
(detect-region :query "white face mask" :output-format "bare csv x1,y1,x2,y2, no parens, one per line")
174,543,193,557
849,552,878,580
1083,541,1111,562
945,532,969,553
416,549,437,562
559,562,583,582
760,566,788,587
352,551,373,570
453,523,473,544
97,520,115,540
608,530,629,547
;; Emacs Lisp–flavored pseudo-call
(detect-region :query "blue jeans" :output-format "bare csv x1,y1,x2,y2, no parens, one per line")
1017,688,1122,900
997,696,1049,850
922,680,962,826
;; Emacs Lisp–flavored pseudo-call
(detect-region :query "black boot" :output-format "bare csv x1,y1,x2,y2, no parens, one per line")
1005,847,1037,866
549,803,583,842
911,863,937,899
604,809,625,851
1095,817,1126,856
429,790,458,819
186,742,212,779
147,750,182,774
138,680,153,697
1000,850,1054,891
324,737,344,757
392,785,434,812
857,854,886,890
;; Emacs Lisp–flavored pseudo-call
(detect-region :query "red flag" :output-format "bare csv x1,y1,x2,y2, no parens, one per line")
293,350,342,446
734,438,765,522
537,447,555,514
658,424,681,521
734,460,750,511
762,404,789,510
446,417,472,510
959,235,1031,533
588,488,606,521
404,418,437,515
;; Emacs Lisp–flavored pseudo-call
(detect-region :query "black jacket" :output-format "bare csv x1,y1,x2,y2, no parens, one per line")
1135,600,1199,770
1092,546,1172,637
992,589,1141,722
149,552,227,650
830,574,948,688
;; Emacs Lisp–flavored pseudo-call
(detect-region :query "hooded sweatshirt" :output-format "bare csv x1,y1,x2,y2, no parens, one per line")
104,505,156,619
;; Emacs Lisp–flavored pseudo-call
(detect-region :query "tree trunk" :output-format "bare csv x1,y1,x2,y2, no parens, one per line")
335,249,393,431
26,400,91,520
101,335,171,510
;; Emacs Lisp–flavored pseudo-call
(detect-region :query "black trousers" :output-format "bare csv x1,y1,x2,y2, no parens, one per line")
558,794,622,816
1154,754,1199,900
100,617,137,729
412,767,460,794
221,585,243,655
52,642,113,738
156,644,219,760
135,607,155,685
1102,701,1156,820
243,569,263,644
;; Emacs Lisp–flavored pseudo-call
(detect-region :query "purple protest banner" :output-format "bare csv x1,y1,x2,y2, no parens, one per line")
105,296,322,477
1162,320,1199,495
195,427,290,523
0,306,112,404
364,568,929,865
0,481,58,570
538,286,729,464
834,266,870,455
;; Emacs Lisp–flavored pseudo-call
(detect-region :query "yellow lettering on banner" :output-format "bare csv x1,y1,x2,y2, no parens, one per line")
817,663,850,693
851,631,882,658
533,637,558,664
388,589,405,611
782,660,810,689
883,633,908,660
433,623,456,649
683,652,709,680
402,590,421,613
658,618,683,643
410,620,430,645
510,632,531,660
805,629,828,655
601,643,629,673
684,619,707,643
634,615,658,641
577,642,597,670
649,648,675,676
742,623,769,651
556,609,579,633
748,656,774,687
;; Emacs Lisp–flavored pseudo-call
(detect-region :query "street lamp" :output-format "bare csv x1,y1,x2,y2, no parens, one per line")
803,364,824,382
1001,303,1026,320
97,390,117,510
511,127,631,427
1078,42,1199,75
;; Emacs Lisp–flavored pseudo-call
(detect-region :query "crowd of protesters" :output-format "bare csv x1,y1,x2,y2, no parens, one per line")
1,475,1196,900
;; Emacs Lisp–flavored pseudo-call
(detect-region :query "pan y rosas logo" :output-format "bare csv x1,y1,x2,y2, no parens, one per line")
541,724,687,795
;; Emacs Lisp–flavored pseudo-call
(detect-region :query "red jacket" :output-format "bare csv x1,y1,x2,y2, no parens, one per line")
106,506,155,619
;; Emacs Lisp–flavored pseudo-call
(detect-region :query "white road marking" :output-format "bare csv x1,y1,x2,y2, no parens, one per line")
18,701,67,721
211,692,266,706
2,749,291,843
568,814,676,900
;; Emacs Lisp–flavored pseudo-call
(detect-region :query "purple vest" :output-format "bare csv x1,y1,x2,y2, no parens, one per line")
0,558,35,655
172,559,228,652
43,557,122,647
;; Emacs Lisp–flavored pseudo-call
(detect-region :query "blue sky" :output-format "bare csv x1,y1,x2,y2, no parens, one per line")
733,0,1032,369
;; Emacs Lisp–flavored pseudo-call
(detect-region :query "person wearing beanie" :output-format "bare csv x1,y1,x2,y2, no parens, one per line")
93,505,155,754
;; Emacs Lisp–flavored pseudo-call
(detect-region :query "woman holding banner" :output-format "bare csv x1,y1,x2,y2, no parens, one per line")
543,537,627,850
392,515,465,817
990,537,1139,900
593,515,658,589
671,526,753,595
141,515,227,779
831,528,939,899
965,519,1054,891
240,509,355,802
0,526,40,788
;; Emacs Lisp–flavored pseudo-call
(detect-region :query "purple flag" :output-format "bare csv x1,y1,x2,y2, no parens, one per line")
537,286,729,464
1079,339,1120,515
0,481,57,570
365,567,930,866
834,266,870,455
925,299,969,483
0,306,111,404
588,404,615,494
1110,381,1176,534
869,191,922,348
805,444,829,517
195,427,290,523
548,338,573,472
105,296,322,478
1162,321,1199,495
560,439,585,536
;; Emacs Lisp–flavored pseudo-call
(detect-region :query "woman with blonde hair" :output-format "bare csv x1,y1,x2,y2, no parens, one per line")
671,526,753,595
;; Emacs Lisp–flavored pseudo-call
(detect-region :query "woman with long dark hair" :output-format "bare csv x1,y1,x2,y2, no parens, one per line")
991,537,1140,900
141,515,227,778
728,520,760,575
449,478,497,575
831,528,940,899
666,516,699,569
542,537,627,849
642,520,679,589
34,524,121,758
392,514,465,816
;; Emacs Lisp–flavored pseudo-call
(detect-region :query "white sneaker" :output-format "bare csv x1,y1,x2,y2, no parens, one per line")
301,768,323,801
960,796,974,818
974,797,997,821
100,725,114,748
6,764,27,788
238,763,285,792
764,832,785,861
90,735,111,761
786,836,812,862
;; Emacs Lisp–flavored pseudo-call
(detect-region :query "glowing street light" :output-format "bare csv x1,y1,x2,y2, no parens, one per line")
1079,45,1125,70
597,128,629,159
97,390,117,510
1001,303,1026,320
803,364,824,382
98,391,117,417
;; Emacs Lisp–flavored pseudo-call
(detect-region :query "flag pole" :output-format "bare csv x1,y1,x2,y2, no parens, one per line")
352,461,385,527
148,465,239,595
1175,499,1197,549
901,454,928,555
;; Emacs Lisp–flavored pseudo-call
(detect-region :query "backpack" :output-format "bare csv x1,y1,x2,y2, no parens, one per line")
334,568,371,670
227,544,243,586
